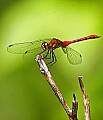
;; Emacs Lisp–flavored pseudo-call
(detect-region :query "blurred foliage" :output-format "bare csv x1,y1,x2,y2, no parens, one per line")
0,0,103,120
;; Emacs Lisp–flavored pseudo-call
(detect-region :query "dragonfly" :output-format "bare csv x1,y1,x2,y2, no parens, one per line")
7,35,100,66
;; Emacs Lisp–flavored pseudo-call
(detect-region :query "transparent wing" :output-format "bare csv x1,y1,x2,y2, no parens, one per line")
7,38,51,54
62,46,82,65
23,48,49,62
23,49,55,65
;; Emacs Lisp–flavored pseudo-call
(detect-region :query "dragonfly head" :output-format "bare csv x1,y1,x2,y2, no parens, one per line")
41,42,49,50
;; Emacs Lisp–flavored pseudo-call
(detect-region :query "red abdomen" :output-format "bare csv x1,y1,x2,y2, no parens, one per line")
62,35,101,47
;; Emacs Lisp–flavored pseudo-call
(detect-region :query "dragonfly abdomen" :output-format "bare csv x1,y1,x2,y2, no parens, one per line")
72,35,100,43
62,35,101,47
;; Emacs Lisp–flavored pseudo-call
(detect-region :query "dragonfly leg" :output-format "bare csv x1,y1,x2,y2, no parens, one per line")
44,50,51,59
40,50,51,59
40,50,46,54
51,52,57,66
40,50,57,66
47,51,57,66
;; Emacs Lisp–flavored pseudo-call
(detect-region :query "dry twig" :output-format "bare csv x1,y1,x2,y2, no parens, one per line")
36,54,78,120
36,54,90,120
78,76,90,120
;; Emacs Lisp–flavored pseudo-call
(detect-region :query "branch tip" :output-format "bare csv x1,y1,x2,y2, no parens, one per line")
78,76,90,120
73,94,76,100
78,76,83,80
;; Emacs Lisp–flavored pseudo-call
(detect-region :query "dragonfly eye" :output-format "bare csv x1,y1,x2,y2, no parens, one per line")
41,42,48,50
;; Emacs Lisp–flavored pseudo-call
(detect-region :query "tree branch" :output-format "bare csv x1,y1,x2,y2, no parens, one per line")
36,54,78,120
78,76,90,120
72,94,78,120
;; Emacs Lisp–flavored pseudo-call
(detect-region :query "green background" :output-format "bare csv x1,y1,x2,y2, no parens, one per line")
0,0,103,120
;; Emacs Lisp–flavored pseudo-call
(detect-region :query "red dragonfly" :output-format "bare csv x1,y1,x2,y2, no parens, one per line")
7,35,100,65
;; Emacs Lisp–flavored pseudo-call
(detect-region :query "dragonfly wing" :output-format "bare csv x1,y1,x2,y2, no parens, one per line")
7,42,35,54
62,46,82,65
7,38,52,54
23,49,52,63
22,47,42,61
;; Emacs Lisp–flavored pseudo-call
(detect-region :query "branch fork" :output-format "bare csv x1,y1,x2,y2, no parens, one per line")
36,54,90,120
